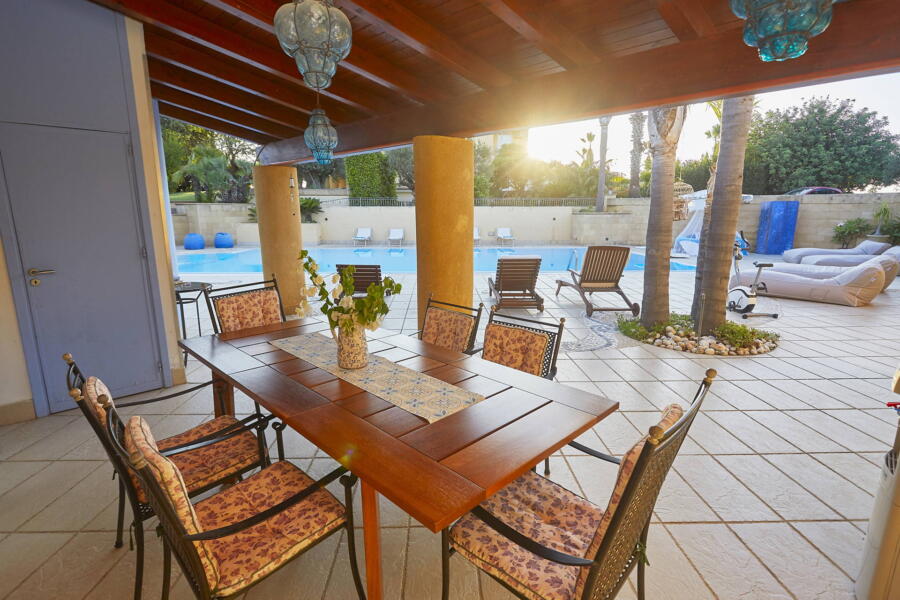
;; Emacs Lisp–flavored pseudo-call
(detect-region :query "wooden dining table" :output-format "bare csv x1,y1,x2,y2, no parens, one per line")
180,319,618,600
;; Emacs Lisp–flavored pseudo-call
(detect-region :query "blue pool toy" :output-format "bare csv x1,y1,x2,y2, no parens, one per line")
183,233,205,250
214,232,235,249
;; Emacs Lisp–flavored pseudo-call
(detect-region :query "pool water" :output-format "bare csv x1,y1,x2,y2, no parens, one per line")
177,246,695,274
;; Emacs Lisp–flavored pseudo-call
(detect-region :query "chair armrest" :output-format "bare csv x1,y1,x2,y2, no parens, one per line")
567,269,581,285
160,414,273,455
470,506,594,567
116,381,213,409
567,440,621,464
184,466,348,541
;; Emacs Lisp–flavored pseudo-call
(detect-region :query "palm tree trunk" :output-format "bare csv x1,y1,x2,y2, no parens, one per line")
689,166,715,319
629,112,646,197
595,117,611,211
641,107,686,328
692,95,755,335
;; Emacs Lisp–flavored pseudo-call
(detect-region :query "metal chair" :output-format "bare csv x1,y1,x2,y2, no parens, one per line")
477,306,564,380
203,276,285,334
64,354,277,600
440,369,716,600
418,295,484,354
111,412,366,600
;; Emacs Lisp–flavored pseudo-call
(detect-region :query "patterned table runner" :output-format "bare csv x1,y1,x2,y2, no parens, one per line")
272,333,484,422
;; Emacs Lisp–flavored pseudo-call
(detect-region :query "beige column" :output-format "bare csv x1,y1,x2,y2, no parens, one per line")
253,165,303,313
414,136,474,327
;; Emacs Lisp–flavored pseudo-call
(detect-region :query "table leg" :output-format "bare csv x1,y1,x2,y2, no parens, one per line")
361,479,383,600
177,292,188,365
212,371,234,417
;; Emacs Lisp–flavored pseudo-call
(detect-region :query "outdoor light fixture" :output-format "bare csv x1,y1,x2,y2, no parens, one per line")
274,0,352,90
730,0,834,62
304,108,338,165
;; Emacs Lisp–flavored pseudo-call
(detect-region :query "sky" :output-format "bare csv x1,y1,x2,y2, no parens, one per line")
526,71,900,175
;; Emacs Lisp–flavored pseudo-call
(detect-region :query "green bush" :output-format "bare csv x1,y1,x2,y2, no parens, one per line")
616,313,694,340
345,152,396,199
831,218,871,248
299,197,322,223
617,313,777,350
882,218,900,245
713,321,778,348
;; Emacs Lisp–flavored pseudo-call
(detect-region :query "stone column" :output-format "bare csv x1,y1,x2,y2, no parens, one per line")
253,165,303,313
413,136,474,327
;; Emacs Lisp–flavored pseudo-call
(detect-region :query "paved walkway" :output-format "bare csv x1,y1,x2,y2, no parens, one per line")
1,266,897,599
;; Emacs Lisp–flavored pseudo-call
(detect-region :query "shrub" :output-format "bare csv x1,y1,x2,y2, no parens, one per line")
831,218,870,248
617,313,777,350
713,321,778,348
882,218,900,245
299,197,322,223
345,152,396,199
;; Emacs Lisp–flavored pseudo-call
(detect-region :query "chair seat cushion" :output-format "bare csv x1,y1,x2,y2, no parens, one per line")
580,282,617,290
193,461,346,596
422,306,476,353
482,323,551,377
450,470,603,600
132,416,261,504
213,288,283,333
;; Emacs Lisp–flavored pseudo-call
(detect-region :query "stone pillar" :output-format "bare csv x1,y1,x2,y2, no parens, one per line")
253,165,303,313
414,136,474,328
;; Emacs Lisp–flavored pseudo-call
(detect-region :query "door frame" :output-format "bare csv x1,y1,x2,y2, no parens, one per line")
0,14,172,417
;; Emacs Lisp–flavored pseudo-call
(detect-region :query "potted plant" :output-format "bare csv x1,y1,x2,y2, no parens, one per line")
297,250,401,369
299,197,323,223
868,200,893,243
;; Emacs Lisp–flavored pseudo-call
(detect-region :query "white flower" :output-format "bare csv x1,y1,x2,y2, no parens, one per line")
364,316,383,332
331,273,340,284
306,285,318,297
313,274,324,286
309,260,318,272
295,299,314,318
331,284,343,298
339,295,354,310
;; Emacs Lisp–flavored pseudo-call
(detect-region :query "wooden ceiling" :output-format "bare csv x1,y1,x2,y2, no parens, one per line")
91,0,900,163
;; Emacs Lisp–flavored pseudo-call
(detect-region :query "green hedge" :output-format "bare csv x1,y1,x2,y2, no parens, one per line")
346,152,396,199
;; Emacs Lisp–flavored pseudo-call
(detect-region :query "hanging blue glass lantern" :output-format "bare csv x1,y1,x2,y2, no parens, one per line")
730,0,833,62
274,0,352,90
304,108,338,165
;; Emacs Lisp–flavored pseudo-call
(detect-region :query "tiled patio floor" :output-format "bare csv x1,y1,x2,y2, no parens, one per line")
1,263,898,599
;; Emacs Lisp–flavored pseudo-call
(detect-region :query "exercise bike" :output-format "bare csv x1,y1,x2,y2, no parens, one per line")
726,231,779,319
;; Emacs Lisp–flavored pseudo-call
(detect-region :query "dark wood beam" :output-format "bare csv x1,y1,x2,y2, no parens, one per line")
144,29,361,123
158,102,277,145
147,58,309,131
261,0,900,164
478,0,602,69
339,0,513,89
201,0,442,103
655,0,717,41
90,0,390,114
150,82,302,139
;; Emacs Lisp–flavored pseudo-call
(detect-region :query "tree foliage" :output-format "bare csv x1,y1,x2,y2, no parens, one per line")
747,97,900,193
474,141,493,198
677,156,714,192
297,158,345,189
385,147,414,191
345,152,397,199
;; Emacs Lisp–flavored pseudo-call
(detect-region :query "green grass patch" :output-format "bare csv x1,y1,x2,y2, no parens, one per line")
616,313,694,341
617,313,778,350
169,191,195,203
713,320,778,348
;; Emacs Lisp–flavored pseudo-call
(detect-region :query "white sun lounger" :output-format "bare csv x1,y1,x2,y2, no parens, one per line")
771,255,898,292
353,227,372,246
387,228,404,246
496,227,515,246
474,227,481,246
782,240,890,263
800,245,899,266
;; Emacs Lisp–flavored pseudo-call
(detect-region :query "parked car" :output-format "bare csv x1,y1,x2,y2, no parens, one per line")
784,186,844,195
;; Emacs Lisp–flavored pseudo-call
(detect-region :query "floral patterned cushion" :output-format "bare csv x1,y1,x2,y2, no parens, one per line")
193,460,346,597
482,323,551,377
450,469,604,600
83,376,112,426
213,288,283,333
421,306,476,353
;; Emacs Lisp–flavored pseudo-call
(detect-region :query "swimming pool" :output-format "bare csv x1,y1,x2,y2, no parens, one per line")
177,247,695,274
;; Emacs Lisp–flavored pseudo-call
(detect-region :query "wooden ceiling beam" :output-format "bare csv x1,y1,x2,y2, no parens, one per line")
339,0,513,89
147,58,309,131
158,102,278,145
201,0,443,103
477,0,602,69
655,0,718,41
150,82,302,139
90,0,389,114
260,0,900,164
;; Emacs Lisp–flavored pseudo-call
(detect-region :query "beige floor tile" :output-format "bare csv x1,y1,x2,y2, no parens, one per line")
20,461,119,531
745,410,847,453
703,380,773,410
8,418,96,461
592,412,643,456
0,532,73,597
0,460,102,531
800,379,882,409
811,452,882,495
653,471,719,523
764,454,874,520
674,456,778,521
83,531,179,600
667,524,790,599
731,379,812,410
591,382,655,411
685,413,754,455
636,525,714,599
572,359,621,382
706,411,799,453
792,521,865,578
732,522,853,599
0,415,77,460
0,460,49,497
824,409,897,444
625,412,704,454
248,531,340,599
404,528,480,600
784,410,888,452
567,455,617,507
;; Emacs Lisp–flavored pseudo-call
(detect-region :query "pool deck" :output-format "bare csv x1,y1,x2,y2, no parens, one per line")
0,264,897,599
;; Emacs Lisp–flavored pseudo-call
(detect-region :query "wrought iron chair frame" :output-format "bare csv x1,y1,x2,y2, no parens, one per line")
416,294,484,355
440,369,716,600
106,409,366,600
475,306,565,380
64,355,277,600
203,275,286,335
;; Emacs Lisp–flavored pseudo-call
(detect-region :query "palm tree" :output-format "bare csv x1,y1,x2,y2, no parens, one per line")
595,116,612,211
641,106,686,328
628,112,646,197
691,95,755,334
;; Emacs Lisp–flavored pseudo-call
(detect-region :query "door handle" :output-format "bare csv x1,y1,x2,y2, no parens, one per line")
28,268,55,276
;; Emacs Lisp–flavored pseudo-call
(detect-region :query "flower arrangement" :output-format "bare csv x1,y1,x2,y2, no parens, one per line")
297,250,401,334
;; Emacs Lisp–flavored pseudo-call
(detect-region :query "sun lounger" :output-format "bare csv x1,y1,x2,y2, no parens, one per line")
496,227,515,246
730,260,886,307
771,255,898,292
782,239,890,263
335,264,391,296
474,227,481,246
555,246,640,317
800,245,900,266
353,227,372,246
387,228,404,246
488,255,543,311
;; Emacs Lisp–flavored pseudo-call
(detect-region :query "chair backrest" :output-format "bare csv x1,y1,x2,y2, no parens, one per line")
857,240,890,255
336,264,383,295
356,227,372,238
420,296,483,353
579,370,715,600
579,246,631,285
494,256,541,291
482,308,564,378
388,228,403,238
204,277,285,334
496,227,512,238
